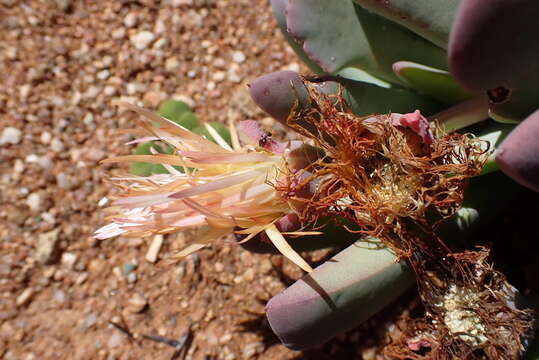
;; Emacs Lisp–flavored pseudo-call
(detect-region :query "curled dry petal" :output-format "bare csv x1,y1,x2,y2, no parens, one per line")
390,109,434,144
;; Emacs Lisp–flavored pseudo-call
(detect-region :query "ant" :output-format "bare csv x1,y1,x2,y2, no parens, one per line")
258,132,272,148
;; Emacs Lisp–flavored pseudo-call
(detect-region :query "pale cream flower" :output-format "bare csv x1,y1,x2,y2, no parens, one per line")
95,102,317,271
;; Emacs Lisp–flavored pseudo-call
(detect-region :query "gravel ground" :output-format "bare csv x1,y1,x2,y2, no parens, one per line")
0,1,396,359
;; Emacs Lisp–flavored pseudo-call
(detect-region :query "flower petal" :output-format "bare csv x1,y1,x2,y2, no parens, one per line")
265,224,313,273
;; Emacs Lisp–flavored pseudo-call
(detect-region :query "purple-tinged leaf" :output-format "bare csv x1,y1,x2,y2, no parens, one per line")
266,241,413,350
496,108,539,192
449,0,539,91
354,0,460,49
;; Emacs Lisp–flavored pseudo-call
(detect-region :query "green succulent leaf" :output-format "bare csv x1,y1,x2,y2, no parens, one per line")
129,141,182,176
270,0,325,74
286,0,447,85
393,61,473,105
129,162,154,176
158,99,191,122
487,80,539,123
477,122,515,175
175,111,200,130
353,0,460,49
323,78,444,116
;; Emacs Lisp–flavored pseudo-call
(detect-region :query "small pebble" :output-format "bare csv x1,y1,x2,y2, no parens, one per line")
14,159,24,173
214,262,224,272
104,86,116,96
127,293,148,313
54,0,70,11
123,263,136,274
84,86,100,99
16,288,34,306
153,38,167,49
112,266,123,279
37,156,53,170
40,132,51,144
123,13,137,28
96,70,110,80
165,57,180,71
0,127,22,145
41,212,56,224
213,71,226,82
126,272,137,284
25,154,39,163
112,28,126,39
98,197,109,207
243,268,255,282
107,332,123,348
232,50,246,63
50,138,65,152
54,289,66,303
83,113,94,126
26,193,42,212
19,84,31,98
81,313,97,330
56,172,71,189
61,252,77,269
219,332,232,344
35,228,61,264
130,31,156,50
75,272,88,285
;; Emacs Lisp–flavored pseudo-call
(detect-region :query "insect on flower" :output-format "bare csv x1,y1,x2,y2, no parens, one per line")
94,102,321,272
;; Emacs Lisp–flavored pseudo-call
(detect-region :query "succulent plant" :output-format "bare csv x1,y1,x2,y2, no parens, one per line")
95,1,539,357
243,0,539,356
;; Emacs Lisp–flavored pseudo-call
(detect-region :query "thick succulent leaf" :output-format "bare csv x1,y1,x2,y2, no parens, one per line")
267,171,526,350
332,77,443,116
248,71,443,129
270,0,325,74
286,0,447,85
438,171,530,240
266,240,414,350
393,61,473,105
158,99,191,122
476,122,515,176
129,162,154,177
449,0,539,91
429,96,489,132
128,141,181,176
496,108,539,192
336,67,390,88
175,112,200,130
353,0,460,49
449,0,539,122
487,77,539,123
247,71,310,123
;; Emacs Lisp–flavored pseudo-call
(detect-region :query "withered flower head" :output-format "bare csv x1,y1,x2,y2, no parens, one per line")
281,85,489,250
